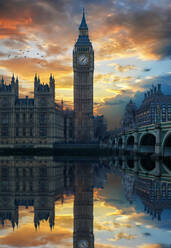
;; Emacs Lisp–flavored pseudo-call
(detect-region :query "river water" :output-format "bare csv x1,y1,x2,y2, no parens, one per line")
0,156,170,248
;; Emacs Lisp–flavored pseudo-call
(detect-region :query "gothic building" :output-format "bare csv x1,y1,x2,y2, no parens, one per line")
73,9,94,143
122,84,171,130
0,11,103,147
122,100,137,130
0,74,64,148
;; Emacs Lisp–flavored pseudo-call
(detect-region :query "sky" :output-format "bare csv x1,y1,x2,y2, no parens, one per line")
1,0,171,129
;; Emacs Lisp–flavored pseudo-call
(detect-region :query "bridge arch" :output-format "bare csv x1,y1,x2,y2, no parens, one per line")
127,159,134,168
162,131,171,157
126,135,134,151
163,158,171,172
127,136,135,146
139,133,156,153
118,137,123,148
140,158,155,171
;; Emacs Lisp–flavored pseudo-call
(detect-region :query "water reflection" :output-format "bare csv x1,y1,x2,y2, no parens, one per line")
0,156,170,247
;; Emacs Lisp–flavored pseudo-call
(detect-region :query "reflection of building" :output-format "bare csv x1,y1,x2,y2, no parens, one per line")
122,84,171,130
73,10,94,143
121,166,171,221
122,174,136,204
73,164,94,248
0,157,108,234
0,75,64,148
0,157,66,229
135,177,171,221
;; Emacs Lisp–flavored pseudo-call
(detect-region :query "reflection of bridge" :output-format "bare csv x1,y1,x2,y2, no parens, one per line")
101,122,171,157
109,155,171,221
107,155,171,177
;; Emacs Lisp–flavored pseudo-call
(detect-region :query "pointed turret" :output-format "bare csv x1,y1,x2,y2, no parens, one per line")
1,76,4,84
75,9,91,46
52,75,55,84
11,74,15,84
34,73,38,83
38,75,40,84
78,8,89,37
49,73,53,82
79,8,88,31
16,76,18,84
34,73,38,92
15,76,19,98
61,99,64,111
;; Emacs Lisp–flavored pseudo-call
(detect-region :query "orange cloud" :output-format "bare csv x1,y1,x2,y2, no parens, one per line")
137,245,163,248
0,58,72,78
95,222,113,232
113,64,136,72
95,244,118,248
113,222,132,229
109,232,136,241
0,223,72,247
0,17,32,30
107,209,125,216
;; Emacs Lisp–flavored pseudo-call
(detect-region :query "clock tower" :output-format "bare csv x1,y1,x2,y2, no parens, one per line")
73,9,94,143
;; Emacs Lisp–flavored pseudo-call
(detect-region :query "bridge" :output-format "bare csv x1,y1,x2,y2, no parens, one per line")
101,122,171,157
105,155,171,177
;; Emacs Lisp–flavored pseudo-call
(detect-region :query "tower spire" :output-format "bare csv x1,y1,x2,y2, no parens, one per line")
79,8,88,31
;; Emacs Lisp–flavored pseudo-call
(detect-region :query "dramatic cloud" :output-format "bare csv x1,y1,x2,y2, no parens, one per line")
1,0,171,129
114,64,136,72
143,68,151,72
95,222,113,232
100,1,171,60
109,232,136,241
137,245,170,248
95,244,118,248
0,225,72,247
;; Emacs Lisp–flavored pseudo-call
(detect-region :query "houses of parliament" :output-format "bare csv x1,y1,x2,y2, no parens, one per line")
0,11,106,148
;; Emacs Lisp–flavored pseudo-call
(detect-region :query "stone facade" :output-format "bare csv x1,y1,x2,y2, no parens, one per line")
73,10,94,143
122,84,171,130
94,115,107,140
0,74,64,148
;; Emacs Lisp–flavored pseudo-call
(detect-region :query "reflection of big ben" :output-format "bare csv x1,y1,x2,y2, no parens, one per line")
73,164,94,248
73,9,94,143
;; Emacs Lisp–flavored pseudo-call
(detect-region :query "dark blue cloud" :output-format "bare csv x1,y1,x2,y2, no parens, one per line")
144,68,151,72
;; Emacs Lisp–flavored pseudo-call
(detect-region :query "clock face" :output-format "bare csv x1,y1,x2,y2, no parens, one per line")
78,239,89,248
78,54,88,65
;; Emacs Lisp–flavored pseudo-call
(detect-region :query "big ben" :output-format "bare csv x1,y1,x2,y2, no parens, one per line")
73,9,94,143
